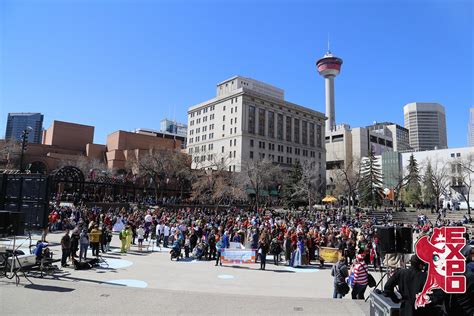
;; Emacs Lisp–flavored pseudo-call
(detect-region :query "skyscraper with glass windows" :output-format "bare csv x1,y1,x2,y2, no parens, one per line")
5,112,44,144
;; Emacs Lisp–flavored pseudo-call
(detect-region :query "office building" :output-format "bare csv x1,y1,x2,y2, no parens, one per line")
367,122,412,152
403,102,447,151
160,119,188,138
106,130,185,169
5,112,44,144
186,76,326,181
468,108,474,147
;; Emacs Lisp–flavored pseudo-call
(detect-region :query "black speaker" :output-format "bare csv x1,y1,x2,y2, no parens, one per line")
22,176,47,201
376,226,396,253
5,177,21,199
0,211,10,237
396,227,413,254
9,211,25,236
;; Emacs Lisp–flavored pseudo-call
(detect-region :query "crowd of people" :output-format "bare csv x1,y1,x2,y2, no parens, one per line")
44,202,473,315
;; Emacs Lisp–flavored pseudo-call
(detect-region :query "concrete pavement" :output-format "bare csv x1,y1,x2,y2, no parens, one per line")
0,232,371,315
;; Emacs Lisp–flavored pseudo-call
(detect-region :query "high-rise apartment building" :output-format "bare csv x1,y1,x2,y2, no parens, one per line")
187,76,326,180
468,108,474,147
5,112,44,144
403,102,447,151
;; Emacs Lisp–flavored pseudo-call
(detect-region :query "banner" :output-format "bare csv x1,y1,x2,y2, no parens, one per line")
221,249,255,264
319,247,340,263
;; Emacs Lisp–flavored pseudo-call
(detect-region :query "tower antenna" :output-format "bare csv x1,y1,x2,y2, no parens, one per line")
327,33,331,54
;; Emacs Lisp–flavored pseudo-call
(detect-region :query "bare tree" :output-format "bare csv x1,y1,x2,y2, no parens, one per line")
451,154,473,217
240,158,282,210
133,148,189,200
57,155,109,180
424,158,450,210
290,160,323,211
0,140,21,170
332,157,362,213
191,153,244,207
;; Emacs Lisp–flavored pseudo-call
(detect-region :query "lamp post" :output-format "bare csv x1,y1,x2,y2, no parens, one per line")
19,126,32,173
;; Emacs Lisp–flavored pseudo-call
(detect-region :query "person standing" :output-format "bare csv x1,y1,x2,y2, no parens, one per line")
120,226,127,253
70,228,80,260
384,254,441,316
163,223,170,248
258,230,269,270
125,225,133,252
331,256,349,299
90,225,101,257
215,235,223,266
350,254,368,299
79,228,90,262
61,230,71,267
137,225,145,252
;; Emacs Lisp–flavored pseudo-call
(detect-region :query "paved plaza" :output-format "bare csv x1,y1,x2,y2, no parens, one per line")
1,232,370,315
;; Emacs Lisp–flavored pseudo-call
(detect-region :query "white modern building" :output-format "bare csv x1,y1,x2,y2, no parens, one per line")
403,102,448,151
468,107,474,147
400,147,474,209
186,76,326,180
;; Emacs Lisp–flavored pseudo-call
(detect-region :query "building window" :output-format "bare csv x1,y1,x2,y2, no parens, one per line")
286,116,292,142
294,118,300,144
248,105,256,134
277,113,283,140
250,139,254,147
258,108,266,136
250,151,254,159
268,111,275,138
317,124,322,148
302,121,307,145
221,146,224,153
234,139,236,146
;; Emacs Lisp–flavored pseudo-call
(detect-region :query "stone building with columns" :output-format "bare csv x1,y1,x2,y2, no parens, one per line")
187,76,326,183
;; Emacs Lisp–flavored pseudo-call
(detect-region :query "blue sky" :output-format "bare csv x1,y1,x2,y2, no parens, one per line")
1,0,472,147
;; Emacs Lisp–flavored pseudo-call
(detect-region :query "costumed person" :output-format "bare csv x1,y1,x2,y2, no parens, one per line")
126,225,133,251
292,236,304,267
119,226,127,253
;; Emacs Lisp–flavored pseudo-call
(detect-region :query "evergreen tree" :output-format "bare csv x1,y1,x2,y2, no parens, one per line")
359,150,384,208
403,154,422,206
422,161,436,206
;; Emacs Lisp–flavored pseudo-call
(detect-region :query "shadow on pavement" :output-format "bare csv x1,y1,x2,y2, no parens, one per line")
24,284,75,292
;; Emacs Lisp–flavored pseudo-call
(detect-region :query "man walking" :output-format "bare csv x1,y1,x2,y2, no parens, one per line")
61,230,71,268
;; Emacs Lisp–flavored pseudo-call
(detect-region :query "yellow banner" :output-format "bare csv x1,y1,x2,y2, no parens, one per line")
319,247,340,263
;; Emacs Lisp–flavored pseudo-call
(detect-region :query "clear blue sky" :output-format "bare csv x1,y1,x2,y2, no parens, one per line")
1,0,472,147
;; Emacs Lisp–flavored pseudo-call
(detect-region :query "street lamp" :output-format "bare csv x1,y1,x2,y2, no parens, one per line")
19,126,32,173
